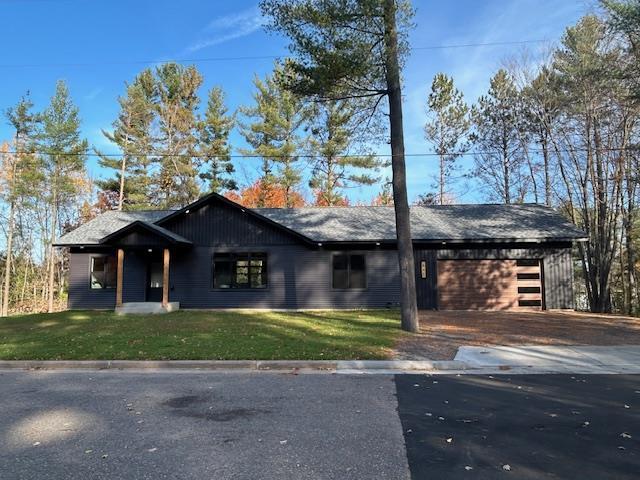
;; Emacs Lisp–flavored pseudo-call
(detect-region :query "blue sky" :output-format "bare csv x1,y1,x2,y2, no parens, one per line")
0,0,592,204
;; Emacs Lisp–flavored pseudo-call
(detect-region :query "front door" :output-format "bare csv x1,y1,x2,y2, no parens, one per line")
146,260,163,302
414,250,437,309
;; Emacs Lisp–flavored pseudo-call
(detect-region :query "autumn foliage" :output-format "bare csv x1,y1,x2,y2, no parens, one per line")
224,180,306,208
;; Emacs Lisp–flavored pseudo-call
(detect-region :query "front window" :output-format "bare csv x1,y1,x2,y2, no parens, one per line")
213,252,267,289
332,254,366,289
90,255,117,289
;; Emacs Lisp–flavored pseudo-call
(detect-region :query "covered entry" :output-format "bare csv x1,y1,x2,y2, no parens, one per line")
437,259,543,311
98,220,192,312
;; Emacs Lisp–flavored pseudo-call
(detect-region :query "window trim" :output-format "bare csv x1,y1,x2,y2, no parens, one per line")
211,251,269,290
331,252,368,290
89,254,118,290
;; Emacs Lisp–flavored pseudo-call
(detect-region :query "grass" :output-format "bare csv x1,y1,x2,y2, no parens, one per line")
0,309,404,360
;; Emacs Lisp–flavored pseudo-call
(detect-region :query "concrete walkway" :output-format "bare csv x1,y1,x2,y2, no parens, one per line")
455,345,640,373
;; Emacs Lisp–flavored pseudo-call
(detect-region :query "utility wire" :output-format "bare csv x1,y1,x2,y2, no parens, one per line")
1,146,636,159
0,40,549,69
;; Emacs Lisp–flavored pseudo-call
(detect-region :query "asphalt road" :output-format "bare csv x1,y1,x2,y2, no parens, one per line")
1,371,638,480
0,371,409,480
396,374,640,479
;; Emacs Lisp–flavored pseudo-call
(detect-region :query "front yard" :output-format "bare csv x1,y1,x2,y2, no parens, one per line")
0,309,403,360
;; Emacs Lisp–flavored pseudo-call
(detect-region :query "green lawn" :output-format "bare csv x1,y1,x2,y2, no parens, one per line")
0,309,403,360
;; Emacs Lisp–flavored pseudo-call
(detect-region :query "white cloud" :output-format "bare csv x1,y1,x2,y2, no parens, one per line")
185,6,265,54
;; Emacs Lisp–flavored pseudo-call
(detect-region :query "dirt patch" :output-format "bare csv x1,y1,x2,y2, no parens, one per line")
395,310,640,360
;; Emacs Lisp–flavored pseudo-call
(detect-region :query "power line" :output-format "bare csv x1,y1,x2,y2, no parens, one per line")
0,40,549,69
1,146,636,159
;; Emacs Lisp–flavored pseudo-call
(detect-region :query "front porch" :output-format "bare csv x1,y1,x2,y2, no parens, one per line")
101,220,193,313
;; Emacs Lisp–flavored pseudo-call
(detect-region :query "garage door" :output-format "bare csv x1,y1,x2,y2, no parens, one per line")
437,259,543,311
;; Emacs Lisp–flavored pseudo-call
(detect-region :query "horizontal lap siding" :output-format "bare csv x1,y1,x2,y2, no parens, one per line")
68,252,116,309
68,251,147,309
169,246,401,309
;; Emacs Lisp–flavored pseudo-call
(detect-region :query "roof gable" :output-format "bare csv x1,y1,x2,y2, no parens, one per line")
99,220,192,247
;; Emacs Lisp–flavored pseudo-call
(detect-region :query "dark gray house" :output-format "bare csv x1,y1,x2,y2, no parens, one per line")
55,192,586,312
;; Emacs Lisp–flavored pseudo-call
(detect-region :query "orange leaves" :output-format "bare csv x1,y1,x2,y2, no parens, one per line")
224,180,306,208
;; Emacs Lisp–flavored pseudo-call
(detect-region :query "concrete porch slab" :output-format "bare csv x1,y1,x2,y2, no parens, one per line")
115,302,180,315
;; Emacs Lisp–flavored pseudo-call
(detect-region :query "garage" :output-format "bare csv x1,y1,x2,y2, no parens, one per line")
437,259,543,311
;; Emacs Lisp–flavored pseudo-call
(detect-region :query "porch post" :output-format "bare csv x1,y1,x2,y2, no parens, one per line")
116,248,124,307
162,248,170,307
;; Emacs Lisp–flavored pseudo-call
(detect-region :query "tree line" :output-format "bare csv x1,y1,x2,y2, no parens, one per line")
1,0,639,318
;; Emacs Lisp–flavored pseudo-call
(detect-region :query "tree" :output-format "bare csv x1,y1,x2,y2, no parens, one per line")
225,180,306,208
1,94,40,316
96,74,154,210
424,73,470,205
552,15,629,313
471,69,529,204
308,100,385,206
151,63,203,208
239,63,309,207
261,0,420,331
38,80,88,312
198,87,237,193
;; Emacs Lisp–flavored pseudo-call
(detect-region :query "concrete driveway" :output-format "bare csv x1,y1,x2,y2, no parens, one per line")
396,310,640,360
0,371,409,480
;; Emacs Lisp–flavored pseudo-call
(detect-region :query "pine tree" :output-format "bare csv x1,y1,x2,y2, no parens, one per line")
198,86,237,193
424,73,469,205
308,100,385,206
38,80,88,312
261,0,420,331
470,69,528,204
151,63,203,208
96,74,154,210
239,62,309,207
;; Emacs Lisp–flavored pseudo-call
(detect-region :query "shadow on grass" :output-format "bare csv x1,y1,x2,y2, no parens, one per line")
0,309,404,360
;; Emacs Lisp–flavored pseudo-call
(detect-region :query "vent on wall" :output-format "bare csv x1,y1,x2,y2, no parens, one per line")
515,259,542,309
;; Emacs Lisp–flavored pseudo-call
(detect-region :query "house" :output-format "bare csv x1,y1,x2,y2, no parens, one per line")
55,192,586,312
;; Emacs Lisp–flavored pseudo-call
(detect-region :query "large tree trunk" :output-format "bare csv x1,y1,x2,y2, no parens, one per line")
383,0,418,332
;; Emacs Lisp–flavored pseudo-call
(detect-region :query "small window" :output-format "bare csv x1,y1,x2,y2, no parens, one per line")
332,254,367,289
519,299,542,307
213,253,267,289
90,255,117,289
516,259,540,267
517,272,540,280
518,286,541,294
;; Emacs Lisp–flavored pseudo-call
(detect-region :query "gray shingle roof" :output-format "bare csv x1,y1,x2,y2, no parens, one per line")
56,203,585,246
255,204,586,242
55,210,175,246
